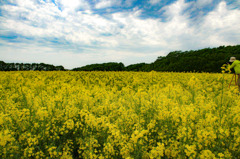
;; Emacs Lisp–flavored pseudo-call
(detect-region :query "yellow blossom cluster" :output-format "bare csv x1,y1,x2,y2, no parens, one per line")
0,71,239,158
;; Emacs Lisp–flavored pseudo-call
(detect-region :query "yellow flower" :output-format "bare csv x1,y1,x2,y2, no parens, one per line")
65,119,75,130
149,143,165,159
185,145,196,158
0,71,240,158
199,150,216,159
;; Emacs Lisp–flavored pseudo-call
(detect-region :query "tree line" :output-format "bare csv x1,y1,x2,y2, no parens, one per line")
0,61,65,71
1,45,240,72
151,45,240,73
72,45,240,73
72,62,125,71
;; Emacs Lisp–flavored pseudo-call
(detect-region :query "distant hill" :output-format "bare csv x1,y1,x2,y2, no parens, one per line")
1,45,240,72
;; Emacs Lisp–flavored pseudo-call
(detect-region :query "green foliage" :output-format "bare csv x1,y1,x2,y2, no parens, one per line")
151,45,240,73
72,62,125,71
71,45,240,72
125,63,152,72
0,61,65,71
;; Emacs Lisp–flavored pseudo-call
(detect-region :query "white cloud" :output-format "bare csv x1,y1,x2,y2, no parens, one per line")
9,0,38,9
110,0,193,50
1,0,240,68
95,0,121,9
124,0,136,7
55,0,90,12
196,1,240,46
113,0,240,51
196,0,213,8
0,1,120,47
95,0,112,9
149,0,161,5
162,0,191,20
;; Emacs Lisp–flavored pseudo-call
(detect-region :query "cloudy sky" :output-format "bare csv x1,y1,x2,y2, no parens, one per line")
0,0,240,69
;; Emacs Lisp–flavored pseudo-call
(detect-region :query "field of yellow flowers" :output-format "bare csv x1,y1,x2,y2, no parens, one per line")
0,71,240,158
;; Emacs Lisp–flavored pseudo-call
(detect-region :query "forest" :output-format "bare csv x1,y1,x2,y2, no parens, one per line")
1,45,240,72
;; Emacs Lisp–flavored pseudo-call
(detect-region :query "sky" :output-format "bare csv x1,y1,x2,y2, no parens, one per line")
0,0,240,69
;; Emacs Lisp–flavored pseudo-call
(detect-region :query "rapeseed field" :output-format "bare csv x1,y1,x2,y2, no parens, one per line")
0,71,239,158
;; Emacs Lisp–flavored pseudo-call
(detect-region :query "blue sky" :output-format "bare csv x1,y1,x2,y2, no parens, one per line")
0,0,240,69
